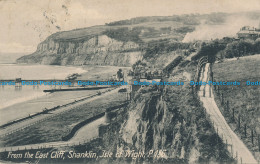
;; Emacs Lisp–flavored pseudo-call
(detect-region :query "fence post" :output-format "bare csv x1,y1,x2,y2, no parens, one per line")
221,93,224,105
226,100,229,112
244,124,247,138
232,108,235,122
226,139,228,149
258,134,260,151
238,115,240,129
251,129,254,145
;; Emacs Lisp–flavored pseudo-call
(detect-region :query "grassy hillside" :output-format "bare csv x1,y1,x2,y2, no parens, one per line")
46,11,260,43
46,21,195,43
213,55,260,158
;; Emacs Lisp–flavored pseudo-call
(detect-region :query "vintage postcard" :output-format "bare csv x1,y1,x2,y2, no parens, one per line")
0,0,260,163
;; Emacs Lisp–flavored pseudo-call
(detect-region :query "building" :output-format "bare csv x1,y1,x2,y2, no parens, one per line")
237,26,260,40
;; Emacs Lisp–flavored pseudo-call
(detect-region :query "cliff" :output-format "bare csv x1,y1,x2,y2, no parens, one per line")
16,14,199,66
17,34,142,66
99,67,234,163
16,12,260,67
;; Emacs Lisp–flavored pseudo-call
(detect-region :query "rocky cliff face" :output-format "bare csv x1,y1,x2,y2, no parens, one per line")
114,76,233,163
17,35,142,66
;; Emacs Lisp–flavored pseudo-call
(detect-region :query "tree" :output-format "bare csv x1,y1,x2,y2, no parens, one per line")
254,38,260,53
193,40,225,61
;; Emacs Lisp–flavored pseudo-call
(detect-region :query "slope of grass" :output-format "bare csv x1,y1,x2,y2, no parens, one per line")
213,55,260,159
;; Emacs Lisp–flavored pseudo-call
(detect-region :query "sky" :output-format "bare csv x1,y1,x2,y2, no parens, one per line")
0,0,260,54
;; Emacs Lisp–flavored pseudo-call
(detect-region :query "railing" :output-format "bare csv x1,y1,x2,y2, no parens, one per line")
193,56,208,92
196,61,258,163
0,137,100,152
213,85,260,163
0,88,116,137
61,113,105,141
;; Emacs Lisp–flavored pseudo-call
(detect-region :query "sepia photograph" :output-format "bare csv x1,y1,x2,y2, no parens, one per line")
0,0,260,163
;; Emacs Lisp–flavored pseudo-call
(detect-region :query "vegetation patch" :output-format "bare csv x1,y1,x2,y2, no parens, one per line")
213,56,260,158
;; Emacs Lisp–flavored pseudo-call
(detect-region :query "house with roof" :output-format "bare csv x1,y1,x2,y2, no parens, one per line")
237,26,260,40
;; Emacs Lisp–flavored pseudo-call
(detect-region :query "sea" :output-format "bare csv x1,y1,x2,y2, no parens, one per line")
0,64,87,108
0,63,88,125
0,53,126,125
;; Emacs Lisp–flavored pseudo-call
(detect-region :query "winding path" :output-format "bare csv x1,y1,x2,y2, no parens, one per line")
199,63,257,164
0,116,105,152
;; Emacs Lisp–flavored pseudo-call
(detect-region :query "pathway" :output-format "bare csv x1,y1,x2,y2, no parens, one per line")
199,63,257,164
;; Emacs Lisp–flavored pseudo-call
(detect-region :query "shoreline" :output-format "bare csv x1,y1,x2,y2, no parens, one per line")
0,64,88,114
0,86,125,147
0,64,130,126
